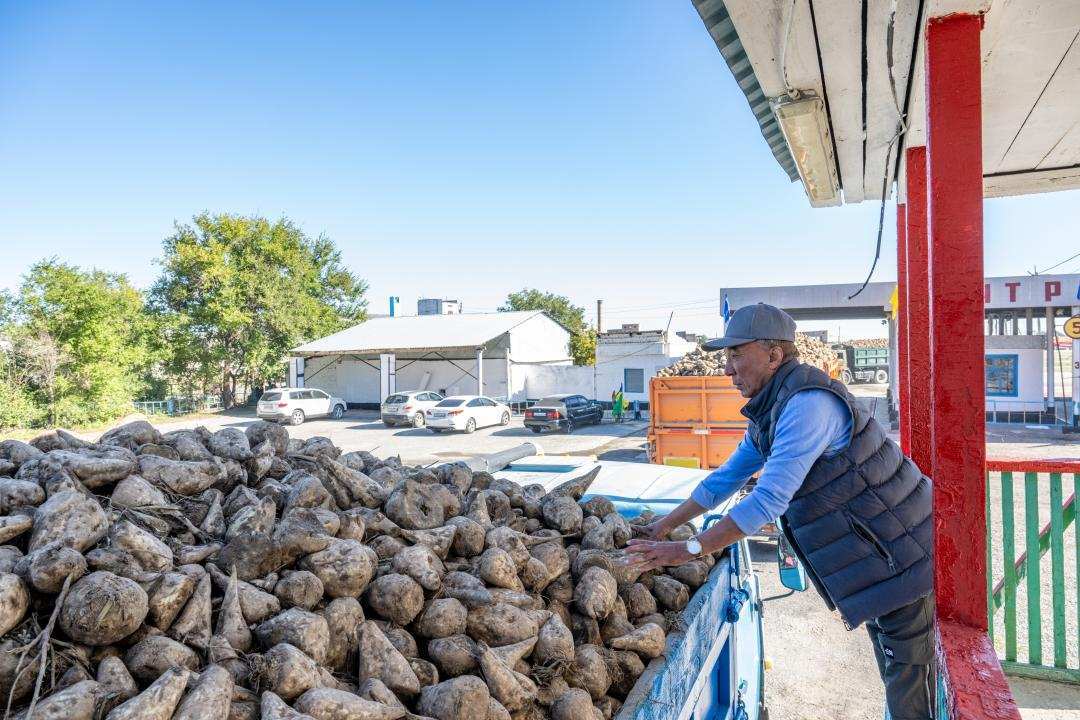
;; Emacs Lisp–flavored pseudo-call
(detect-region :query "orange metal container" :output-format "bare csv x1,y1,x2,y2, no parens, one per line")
648,375,747,469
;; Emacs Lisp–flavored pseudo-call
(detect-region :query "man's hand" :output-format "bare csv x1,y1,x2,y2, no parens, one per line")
632,519,671,541
623,539,693,572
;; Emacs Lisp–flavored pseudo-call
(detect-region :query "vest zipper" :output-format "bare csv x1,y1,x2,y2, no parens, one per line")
846,512,896,570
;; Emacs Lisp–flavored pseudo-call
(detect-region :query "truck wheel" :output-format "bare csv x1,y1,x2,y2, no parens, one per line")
841,369,853,385
874,369,889,384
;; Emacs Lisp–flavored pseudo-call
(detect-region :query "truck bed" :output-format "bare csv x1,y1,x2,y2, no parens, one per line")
495,458,766,720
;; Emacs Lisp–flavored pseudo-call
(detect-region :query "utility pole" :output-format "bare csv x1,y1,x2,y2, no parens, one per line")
596,299,602,334
389,296,400,317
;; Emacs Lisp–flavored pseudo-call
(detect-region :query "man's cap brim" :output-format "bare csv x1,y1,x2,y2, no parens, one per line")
702,336,754,351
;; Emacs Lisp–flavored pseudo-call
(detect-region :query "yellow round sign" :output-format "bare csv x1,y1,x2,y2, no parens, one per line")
1065,315,1080,340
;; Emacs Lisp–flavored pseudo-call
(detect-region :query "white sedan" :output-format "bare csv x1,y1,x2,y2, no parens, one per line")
426,396,511,434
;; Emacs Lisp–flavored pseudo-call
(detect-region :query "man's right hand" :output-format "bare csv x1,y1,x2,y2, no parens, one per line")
633,520,670,541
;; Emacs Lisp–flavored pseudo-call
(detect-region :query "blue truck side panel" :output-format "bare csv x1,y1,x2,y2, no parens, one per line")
617,542,764,720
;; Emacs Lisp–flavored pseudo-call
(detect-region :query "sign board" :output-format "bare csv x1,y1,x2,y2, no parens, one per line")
1065,315,1080,340
983,275,1080,309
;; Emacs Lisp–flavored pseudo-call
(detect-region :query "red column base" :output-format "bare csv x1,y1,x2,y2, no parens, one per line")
936,620,1020,720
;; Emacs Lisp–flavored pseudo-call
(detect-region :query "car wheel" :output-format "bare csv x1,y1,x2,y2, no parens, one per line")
565,420,574,434
531,426,543,434
331,405,344,419
464,418,476,434
429,427,443,434
291,409,305,426
413,412,426,428
500,412,510,426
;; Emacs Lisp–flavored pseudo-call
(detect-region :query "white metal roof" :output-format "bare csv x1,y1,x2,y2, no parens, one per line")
290,311,548,357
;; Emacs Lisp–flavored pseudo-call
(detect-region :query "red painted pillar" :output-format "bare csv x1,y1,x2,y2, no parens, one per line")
896,203,910,454
905,147,932,475
926,12,986,629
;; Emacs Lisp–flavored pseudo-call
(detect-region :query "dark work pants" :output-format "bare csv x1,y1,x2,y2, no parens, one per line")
865,593,936,720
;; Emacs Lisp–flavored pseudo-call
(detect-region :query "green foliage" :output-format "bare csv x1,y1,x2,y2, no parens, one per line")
16,261,158,426
499,288,595,365
150,213,367,405
0,378,39,431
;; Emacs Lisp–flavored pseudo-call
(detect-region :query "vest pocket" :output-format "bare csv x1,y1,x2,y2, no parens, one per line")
846,512,896,570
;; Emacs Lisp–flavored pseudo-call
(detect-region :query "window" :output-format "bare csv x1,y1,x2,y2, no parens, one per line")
260,392,281,402
467,398,483,407
436,399,465,407
985,354,1019,397
312,390,329,399
385,394,408,404
624,368,645,394
420,393,439,401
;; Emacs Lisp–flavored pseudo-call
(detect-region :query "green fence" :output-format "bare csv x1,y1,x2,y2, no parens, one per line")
987,460,1080,684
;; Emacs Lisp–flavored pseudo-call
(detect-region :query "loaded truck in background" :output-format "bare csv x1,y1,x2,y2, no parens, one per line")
832,343,890,384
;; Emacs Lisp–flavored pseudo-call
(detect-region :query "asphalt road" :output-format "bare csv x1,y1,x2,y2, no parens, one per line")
143,407,651,467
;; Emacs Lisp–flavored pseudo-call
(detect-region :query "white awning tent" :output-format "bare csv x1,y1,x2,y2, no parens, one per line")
289,311,591,406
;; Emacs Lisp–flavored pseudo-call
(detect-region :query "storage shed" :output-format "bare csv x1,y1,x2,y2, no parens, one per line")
289,311,582,406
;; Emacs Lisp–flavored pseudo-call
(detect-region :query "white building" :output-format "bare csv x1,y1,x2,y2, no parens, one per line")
594,325,698,404
289,311,592,407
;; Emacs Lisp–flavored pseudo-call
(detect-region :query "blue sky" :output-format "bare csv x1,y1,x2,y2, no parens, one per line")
1,1,1075,340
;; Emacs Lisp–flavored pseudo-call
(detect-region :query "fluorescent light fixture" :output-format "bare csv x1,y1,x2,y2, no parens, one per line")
771,94,841,207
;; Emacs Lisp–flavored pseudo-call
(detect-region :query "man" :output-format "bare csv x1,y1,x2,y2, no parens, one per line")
626,303,934,720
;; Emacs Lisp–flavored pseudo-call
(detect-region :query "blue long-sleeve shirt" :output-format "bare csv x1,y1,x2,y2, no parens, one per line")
689,389,853,534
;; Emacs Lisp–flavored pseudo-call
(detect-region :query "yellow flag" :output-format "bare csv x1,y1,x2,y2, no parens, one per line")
890,285,899,319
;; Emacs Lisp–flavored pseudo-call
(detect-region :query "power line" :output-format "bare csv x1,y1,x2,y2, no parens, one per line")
1030,251,1080,276
600,297,718,315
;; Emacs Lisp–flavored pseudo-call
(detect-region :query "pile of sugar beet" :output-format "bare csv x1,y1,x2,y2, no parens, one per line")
0,420,715,720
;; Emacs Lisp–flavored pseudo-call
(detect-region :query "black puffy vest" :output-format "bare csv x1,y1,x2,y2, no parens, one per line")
743,360,933,628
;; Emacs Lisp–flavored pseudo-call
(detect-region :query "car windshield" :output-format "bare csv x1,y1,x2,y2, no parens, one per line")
436,399,465,407
385,394,408,404
537,397,567,405
260,392,282,402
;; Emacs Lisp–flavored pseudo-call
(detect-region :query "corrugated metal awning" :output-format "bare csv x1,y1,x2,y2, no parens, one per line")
693,0,798,183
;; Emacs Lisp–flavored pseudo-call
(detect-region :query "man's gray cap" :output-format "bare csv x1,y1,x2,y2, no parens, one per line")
703,303,797,351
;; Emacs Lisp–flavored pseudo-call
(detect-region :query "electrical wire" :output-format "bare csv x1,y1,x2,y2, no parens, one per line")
778,0,800,96
1030,251,1080,275
848,4,905,301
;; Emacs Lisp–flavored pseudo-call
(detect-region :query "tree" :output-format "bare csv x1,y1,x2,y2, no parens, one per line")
17,260,156,426
499,289,595,365
150,213,368,406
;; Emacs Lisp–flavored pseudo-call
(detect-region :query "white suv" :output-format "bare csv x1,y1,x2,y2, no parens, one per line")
257,388,347,425
382,391,445,427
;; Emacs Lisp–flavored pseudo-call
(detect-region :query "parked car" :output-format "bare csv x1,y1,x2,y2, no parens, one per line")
257,387,346,425
426,396,511,434
381,391,445,427
524,394,603,433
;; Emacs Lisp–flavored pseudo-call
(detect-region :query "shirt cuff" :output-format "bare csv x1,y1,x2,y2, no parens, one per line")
690,484,719,511
727,502,768,536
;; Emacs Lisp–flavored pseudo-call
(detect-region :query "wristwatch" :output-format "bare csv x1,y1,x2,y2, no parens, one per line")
685,536,703,557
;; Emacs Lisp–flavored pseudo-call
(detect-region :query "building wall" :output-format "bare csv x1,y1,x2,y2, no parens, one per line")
302,356,513,404
509,315,572,363
594,333,696,403
514,364,594,400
